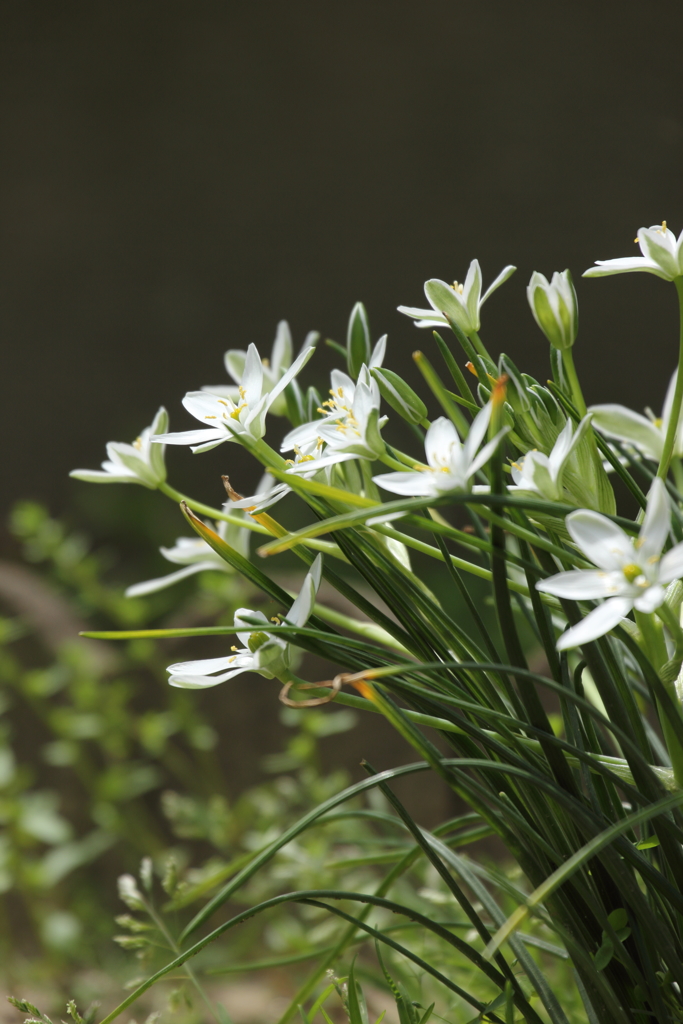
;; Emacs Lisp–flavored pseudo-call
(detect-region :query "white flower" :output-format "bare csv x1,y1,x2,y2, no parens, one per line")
70,408,168,488
373,405,505,497
125,518,250,597
526,270,578,350
509,416,592,501
536,478,683,650
282,366,387,468
167,556,322,688
398,260,516,334
589,371,683,462
201,321,318,417
154,342,315,453
583,222,683,281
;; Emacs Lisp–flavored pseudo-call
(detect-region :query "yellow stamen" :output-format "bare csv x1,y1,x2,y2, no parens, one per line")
622,563,643,583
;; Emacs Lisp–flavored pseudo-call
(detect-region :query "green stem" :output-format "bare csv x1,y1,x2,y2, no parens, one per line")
640,607,683,788
635,609,668,670
672,457,683,496
378,451,412,472
657,277,683,480
560,348,587,417
468,329,493,361
158,481,342,558
143,896,221,1024
159,482,269,534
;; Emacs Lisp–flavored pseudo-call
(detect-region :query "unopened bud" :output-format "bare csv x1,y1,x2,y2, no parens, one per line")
491,375,508,408
347,302,371,378
527,270,578,350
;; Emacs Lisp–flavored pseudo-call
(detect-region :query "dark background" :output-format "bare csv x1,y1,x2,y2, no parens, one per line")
2,0,683,520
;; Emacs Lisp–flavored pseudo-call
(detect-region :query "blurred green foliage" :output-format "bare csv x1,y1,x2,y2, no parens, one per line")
1,504,582,1023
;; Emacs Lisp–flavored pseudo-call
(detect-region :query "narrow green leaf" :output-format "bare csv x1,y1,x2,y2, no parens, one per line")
483,789,683,960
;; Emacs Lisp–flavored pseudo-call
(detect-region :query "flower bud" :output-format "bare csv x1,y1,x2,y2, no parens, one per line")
370,367,427,425
347,302,371,378
498,354,530,413
527,270,578,350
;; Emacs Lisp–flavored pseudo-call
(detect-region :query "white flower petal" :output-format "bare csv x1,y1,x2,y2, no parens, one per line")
583,257,670,280
588,404,663,461
633,584,665,613
536,569,625,600
556,596,633,650
154,428,226,446
286,554,322,627
547,417,576,479
396,304,445,322
70,469,137,484
201,384,241,399
462,402,492,465
369,334,387,368
241,344,264,403
281,421,321,451
330,369,356,397
372,471,437,496
272,320,293,373
267,341,315,406
425,417,459,468
286,451,360,473
167,654,245,675
566,510,633,571
125,562,217,597
638,478,671,566
424,279,473,332
169,667,247,688
463,259,482,328
659,542,683,584
481,264,517,304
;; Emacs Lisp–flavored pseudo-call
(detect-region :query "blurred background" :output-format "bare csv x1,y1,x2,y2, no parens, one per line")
1,0,683,1011
2,0,683,517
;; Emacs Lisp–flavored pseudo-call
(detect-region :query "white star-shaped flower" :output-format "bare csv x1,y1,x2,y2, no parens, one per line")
125,517,250,597
537,478,683,650
154,342,315,453
398,259,516,335
166,556,322,688
509,416,592,502
583,222,683,281
373,404,505,498
282,365,387,468
589,370,683,463
201,321,318,417
70,408,168,488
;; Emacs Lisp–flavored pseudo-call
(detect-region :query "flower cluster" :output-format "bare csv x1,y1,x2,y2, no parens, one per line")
72,220,683,675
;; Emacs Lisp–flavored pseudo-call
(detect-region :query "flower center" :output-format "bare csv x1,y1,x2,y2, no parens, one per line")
451,281,464,294
622,563,643,584
248,631,269,653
